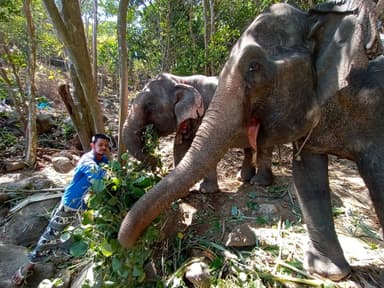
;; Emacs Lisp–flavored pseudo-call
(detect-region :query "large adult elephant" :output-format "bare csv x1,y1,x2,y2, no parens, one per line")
124,73,273,192
119,1,383,281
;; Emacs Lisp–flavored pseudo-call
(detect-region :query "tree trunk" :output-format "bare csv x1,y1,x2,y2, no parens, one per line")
42,0,105,150
203,0,209,75
92,0,98,91
376,0,384,21
209,0,215,75
188,5,196,74
23,0,37,167
117,0,130,160
58,84,91,149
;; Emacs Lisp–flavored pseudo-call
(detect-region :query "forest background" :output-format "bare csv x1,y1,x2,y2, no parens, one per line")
1,1,384,287
0,0,330,166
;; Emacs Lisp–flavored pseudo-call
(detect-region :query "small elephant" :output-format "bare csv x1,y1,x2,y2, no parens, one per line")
119,0,384,281
123,73,274,192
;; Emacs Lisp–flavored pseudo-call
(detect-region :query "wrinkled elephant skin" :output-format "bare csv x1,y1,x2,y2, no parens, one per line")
119,1,384,281
123,73,273,192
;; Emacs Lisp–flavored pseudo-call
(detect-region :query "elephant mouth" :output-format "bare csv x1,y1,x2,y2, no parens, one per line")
247,118,260,150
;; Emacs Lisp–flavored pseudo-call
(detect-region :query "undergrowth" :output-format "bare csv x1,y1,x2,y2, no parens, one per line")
68,125,165,287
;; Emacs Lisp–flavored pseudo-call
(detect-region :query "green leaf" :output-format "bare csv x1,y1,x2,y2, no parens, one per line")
92,179,105,193
108,196,118,206
121,152,129,161
82,210,94,225
70,240,89,257
133,175,153,188
51,278,64,287
101,241,114,257
112,257,122,272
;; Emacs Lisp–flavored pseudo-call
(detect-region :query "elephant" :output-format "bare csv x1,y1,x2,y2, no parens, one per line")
123,73,274,192
118,0,384,281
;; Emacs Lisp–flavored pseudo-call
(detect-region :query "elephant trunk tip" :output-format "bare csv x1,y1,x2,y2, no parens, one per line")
118,229,136,248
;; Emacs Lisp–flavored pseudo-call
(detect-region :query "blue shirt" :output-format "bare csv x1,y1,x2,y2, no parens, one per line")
62,150,108,210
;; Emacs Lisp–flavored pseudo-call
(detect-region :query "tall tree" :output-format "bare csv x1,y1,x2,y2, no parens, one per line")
92,0,98,89
42,0,105,150
203,0,209,75
117,0,129,159
22,0,37,167
209,0,215,75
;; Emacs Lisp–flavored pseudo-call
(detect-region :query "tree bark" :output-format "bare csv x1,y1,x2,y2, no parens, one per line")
58,84,90,148
203,0,209,75
23,0,37,167
117,0,130,160
209,0,215,75
376,0,384,21
92,0,98,90
42,0,105,148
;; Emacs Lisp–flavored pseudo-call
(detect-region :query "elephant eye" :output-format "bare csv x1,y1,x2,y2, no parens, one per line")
248,61,261,72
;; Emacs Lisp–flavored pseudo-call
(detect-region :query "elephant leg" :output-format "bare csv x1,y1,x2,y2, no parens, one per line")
250,146,273,186
237,147,256,182
173,137,192,166
199,169,220,193
174,137,219,193
293,149,350,281
356,150,384,239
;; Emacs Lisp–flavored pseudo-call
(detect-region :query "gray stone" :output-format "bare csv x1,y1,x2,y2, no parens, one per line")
1,199,59,246
2,174,55,190
225,223,257,247
4,160,26,172
36,113,56,135
52,156,74,173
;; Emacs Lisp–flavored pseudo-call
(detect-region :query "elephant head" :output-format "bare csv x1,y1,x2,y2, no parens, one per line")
119,1,382,280
123,73,215,169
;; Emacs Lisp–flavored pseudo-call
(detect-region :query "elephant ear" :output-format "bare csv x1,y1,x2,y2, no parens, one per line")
173,83,205,127
309,0,383,104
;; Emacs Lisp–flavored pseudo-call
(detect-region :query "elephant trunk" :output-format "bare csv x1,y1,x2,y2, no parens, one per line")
123,104,158,168
118,76,243,248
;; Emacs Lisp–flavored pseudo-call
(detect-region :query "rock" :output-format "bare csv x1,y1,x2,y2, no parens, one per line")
3,160,26,172
1,199,59,246
258,203,278,215
52,156,75,173
185,261,211,288
36,113,57,135
2,174,55,190
225,223,257,247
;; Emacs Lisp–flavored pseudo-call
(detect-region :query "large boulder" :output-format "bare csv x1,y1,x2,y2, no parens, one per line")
1,199,59,246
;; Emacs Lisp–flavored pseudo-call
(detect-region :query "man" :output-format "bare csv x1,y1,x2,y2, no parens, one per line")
12,134,110,285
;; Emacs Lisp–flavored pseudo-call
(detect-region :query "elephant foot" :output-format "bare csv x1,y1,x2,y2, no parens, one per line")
238,167,256,183
304,243,351,281
199,180,220,193
249,168,273,187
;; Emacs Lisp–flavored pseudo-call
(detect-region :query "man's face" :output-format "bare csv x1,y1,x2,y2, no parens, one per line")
91,138,109,156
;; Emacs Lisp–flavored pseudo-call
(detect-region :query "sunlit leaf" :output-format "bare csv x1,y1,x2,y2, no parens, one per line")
101,241,114,257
